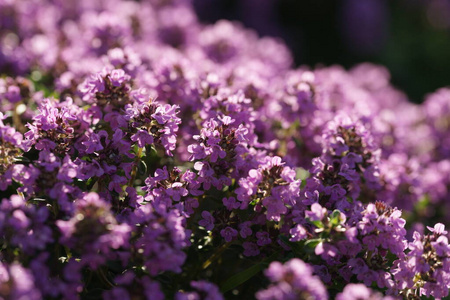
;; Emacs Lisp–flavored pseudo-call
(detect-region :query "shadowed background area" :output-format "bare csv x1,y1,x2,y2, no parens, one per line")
194,0,450,103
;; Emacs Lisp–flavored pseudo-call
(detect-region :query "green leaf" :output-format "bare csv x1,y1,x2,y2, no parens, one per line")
330,209,341,219
415,195,429,211
278,235,290,246
220,252,279,293
86,177,96,190
330,209,343,226
83,288,105,300
304,238,321,248
295,167,310,181
138,160,148,176
293,137,303,148
278,235,304,257
309,219,324,228
220,262,266,293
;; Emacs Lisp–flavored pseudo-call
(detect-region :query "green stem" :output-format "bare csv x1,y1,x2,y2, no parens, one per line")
202,242,231,270
97,267,115,288
64,246,72,260
128,147,143,187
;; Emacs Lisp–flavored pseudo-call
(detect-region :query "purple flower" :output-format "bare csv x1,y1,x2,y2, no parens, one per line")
348,258,368,274
391,223,450,299
306,203,326,221
427,223,448,235
222,196,240,210
331,136,349,156
129,205,189,276
1,0,450,298
239,221,253,238
82,131,104,154
256,231,271,247
342,152,363,168
0,262,42,300
243,242,260,257
57,155,78,182
262,196,287,222
109,69,128,87
312,265,332,285
290,224,307,242
315,242,339,262
303,189,320,205
198,211,215,231
56,192,131,269
176,281,224,300
337,283,393,300
166,182,188,201
324,184,347,202
220,227,238,242
5,85,22,103
131,129,154,148
0,195,53,254
339,163,360,181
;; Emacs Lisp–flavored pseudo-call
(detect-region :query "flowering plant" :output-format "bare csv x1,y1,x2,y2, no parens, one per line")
0,0,449,299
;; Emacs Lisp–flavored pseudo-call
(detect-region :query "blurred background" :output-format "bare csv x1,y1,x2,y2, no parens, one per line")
193,0,450,104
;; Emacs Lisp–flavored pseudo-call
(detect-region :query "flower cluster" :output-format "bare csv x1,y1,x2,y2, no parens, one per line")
56,193,131,269
392,224,450,299
256,259,328,300
0,0,449,299
336,284,395,300
0,194,52,255
176,281,224,300
0,113,28,190
236,156,300,221
288,201,408,289
300,114,382,216
0,262,42,300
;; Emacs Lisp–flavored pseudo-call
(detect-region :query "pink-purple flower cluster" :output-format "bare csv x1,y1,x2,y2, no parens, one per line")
392,223,450,299
0,0,449,299
256,258,328,300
